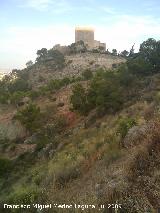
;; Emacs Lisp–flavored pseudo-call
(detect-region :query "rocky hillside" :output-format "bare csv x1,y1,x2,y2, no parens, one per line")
1,38,160,213
28,52,125,88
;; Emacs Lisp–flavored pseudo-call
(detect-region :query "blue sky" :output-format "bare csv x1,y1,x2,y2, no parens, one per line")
0,0,160,71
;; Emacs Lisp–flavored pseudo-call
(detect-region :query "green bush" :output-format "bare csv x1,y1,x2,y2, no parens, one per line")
34,135,51,151
48,115,67,135
14,103,41,133
36,48,65,69
0,69,31,105
5,186,39,213
82,69,93,80
127,38,160,76
127,57,153,76
0,158,12,177
28,90,41,100
35,115,67,150
8,78,30,93
46,78,71,92
0,93,10,104
10,91,25,105
71,76,83,83
71,71,126,115
117,117,137,139
87,71,124,113
70,83,92,115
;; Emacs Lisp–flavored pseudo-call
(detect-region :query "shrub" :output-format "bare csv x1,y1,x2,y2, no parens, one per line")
88,71,124,113
70,83,92,115
71,76,83,82
0,158,12,177
29,90,41,100
34,135,51,151
0,93,10,104
53,115,67,133
14,103,41,133
36,48,65,69
71,71,127,115
46,77,71,92
5,186,39,213
117,117,137,140
61,77,71,85
0,70,31,105
10,91,25,105
35,115,67,150
127,57,153,76
8,78,30,93
55,165,80,188
82,69,93,80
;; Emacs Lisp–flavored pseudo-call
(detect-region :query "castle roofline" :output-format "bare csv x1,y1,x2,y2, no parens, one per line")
75,27,94,31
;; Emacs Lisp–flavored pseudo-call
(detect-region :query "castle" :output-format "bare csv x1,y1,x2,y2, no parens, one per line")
53,27,106,53
75,27,106,50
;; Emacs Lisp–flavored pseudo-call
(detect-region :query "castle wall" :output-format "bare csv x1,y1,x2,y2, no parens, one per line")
94,40,100,48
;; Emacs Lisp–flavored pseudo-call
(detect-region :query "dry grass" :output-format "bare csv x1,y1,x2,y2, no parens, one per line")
41,119,160,212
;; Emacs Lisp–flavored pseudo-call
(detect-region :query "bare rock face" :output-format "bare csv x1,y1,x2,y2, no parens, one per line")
65,53,125,74
0,120,27,141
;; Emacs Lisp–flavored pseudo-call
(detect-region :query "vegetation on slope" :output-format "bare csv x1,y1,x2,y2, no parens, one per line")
0,38,160,212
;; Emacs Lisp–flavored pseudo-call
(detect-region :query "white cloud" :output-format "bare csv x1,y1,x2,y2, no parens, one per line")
98,14,160,51
0,25,74,70
19,0,72,13
19,0,53,11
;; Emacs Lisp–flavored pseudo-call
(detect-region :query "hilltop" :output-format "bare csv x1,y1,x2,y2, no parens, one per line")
28,52,125,88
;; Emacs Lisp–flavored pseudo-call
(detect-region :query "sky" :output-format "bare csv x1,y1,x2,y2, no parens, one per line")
0,0,160,72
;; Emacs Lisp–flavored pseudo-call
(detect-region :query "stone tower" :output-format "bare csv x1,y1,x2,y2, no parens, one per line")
75,27,94,49
75,27,106,50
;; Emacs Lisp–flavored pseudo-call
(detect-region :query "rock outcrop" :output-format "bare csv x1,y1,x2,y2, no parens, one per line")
28,53,126,88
